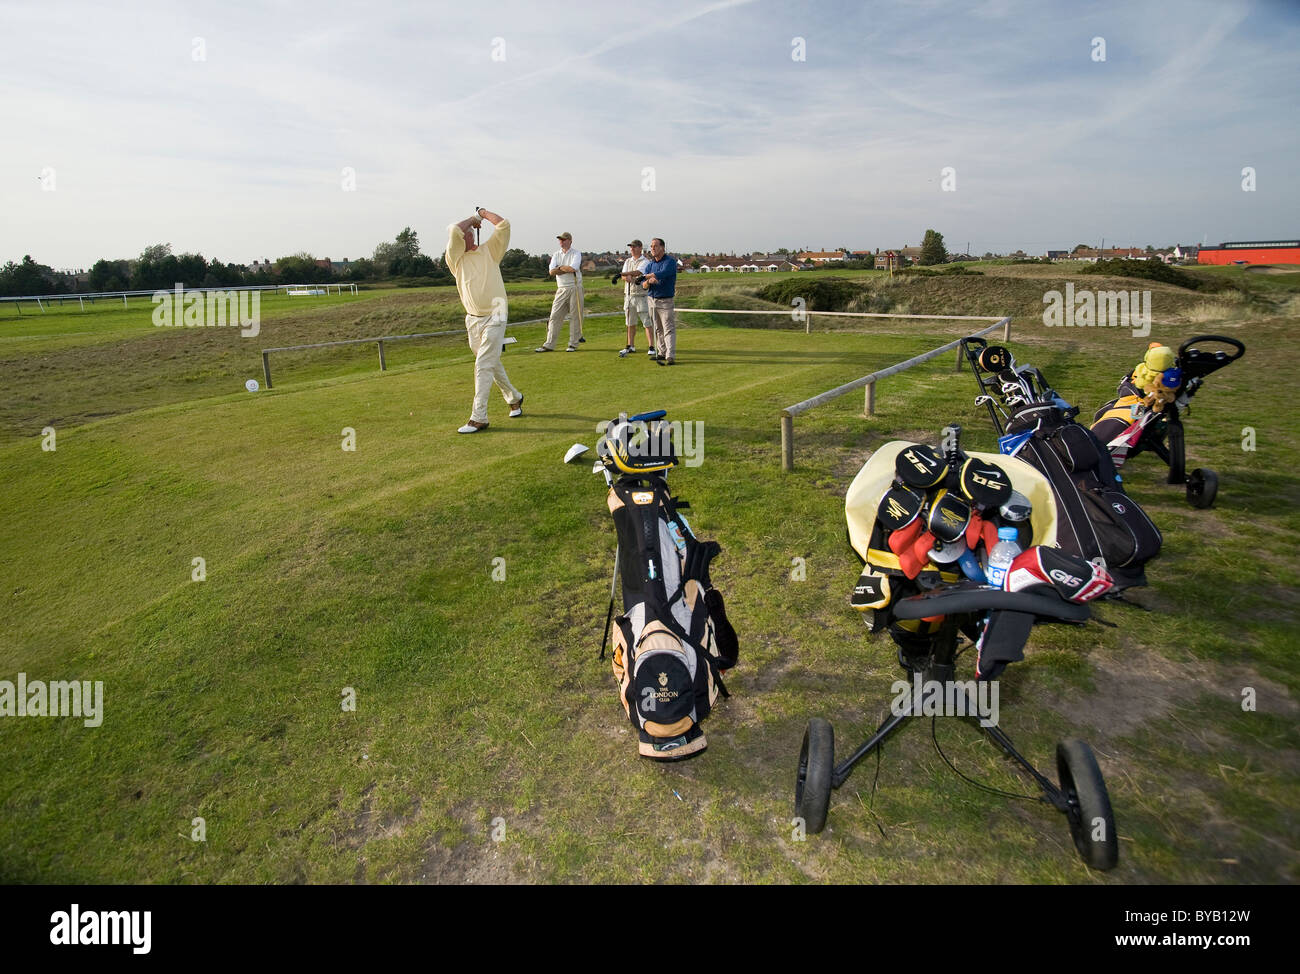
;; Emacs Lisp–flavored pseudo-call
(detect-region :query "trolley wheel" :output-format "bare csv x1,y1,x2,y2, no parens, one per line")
1186,468,1218,509
1056,739,1119,871
795,718,834,835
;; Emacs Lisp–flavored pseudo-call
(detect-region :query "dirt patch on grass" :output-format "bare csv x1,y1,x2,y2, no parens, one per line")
1041,645,1297,737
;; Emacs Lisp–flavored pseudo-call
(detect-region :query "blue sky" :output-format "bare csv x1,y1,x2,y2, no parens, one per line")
2,0,1296,268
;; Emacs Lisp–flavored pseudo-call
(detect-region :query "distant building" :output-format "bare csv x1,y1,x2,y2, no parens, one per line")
797,250,847,263
1197,239,1300,266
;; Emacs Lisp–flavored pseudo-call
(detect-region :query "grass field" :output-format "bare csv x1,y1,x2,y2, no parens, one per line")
1,265,1296,883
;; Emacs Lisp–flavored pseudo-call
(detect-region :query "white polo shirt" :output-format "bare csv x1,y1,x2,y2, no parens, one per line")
549,247,583,288
622,254,649,306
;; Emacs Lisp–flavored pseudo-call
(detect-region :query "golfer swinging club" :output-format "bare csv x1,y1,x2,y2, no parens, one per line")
445,206,524,433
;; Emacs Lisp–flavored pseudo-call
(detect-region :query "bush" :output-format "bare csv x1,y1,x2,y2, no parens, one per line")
754,277,861,311
1080,258,1232,293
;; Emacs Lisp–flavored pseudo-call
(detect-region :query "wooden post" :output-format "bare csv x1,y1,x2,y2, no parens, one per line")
377,340,387,371
955,343,964,371
123,294,128,308
1003,318,1011,341
866,380,876,416
262,351,273,389
781,414,794,472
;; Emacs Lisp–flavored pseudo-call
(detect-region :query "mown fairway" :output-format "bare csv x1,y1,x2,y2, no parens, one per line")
2,267,1296,883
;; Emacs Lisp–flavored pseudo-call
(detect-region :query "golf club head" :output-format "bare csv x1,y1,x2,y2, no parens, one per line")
999,490,1032,522
563,443,590,464
929,538,967,564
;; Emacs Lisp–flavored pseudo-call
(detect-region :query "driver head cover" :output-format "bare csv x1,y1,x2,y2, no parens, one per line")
895,444,947,489
927,488,971,543
879,485,924,531
978,345,1011,373
959,458,1012,508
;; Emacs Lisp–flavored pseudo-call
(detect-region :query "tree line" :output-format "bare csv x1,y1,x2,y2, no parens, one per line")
0,227,555,297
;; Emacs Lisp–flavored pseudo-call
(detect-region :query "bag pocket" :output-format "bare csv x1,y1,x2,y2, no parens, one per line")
1049,423,1102,471
1078,488,1161,568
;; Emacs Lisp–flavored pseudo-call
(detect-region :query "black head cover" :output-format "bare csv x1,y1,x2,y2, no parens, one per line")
895,444,946,489
879,485,924,531
978,345,1012,372
959,458,1013,508
927,488,971,543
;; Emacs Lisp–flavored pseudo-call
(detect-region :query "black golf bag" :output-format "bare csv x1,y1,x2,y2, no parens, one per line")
962,338,1162,591
599,412,739,760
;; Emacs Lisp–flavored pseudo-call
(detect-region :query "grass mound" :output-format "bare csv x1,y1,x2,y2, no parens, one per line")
1081,259,1233,293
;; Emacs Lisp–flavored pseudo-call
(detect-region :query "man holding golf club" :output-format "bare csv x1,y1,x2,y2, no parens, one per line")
537,231,585,352
618,239,654,358
445,206,523,433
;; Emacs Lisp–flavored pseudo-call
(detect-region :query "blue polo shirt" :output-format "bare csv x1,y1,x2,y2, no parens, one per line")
643,255,677,298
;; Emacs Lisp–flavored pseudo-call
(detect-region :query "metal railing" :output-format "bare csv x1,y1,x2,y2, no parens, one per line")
0,283,357,314
780,316,1011,471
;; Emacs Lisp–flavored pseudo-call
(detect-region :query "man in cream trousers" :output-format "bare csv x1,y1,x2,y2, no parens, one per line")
537,231,584,352
445,206,523,433
618,238,654,357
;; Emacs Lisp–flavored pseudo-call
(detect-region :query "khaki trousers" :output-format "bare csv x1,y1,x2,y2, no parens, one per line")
650,297,677,360
544,284,584,349
466,312,521,423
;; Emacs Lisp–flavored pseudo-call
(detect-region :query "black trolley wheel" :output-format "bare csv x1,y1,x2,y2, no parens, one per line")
1186,468,1218,509
795,718,834,834
1056,739,1119,870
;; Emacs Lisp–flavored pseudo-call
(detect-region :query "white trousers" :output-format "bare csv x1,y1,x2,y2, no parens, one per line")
466,312,521,423
544,285,584,349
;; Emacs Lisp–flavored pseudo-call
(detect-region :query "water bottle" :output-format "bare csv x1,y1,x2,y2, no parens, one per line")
667,518,687,554
985,526,1022,589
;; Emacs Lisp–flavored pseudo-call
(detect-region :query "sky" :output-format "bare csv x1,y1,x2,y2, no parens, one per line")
2,0,1297,269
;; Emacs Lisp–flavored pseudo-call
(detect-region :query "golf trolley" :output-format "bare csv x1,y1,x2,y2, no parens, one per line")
794,435,1120,870
1092,335,1245,509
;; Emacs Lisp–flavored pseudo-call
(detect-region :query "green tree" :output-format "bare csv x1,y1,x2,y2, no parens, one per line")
918,229,948,266
89,258,131,291
0,255,54,297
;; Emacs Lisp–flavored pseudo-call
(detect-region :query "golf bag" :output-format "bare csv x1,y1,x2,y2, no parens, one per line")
962,338,1162,591
846,434,1115,680
1090,335,1244,509
599,413,739,760
1002,401,1161,591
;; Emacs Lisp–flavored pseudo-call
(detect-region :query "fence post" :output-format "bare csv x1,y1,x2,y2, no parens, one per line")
378,340,387,371
262,351,273,389
1003,318,1011,341
955,343,964,371
866,380,876,416
781,414,794,472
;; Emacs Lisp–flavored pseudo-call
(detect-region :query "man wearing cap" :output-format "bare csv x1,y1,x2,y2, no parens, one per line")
641,237,679,365
537,231,584,352
444,206,523,433
618,239,653,358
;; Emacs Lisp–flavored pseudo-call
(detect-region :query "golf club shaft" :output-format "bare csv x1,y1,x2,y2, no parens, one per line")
599,542,619,658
